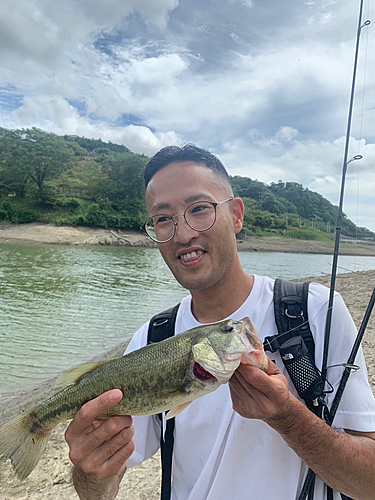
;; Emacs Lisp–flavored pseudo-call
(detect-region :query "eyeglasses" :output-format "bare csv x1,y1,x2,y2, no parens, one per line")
141,197,233,243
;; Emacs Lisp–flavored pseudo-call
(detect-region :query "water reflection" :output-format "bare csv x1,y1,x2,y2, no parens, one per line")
0,245,188,393
0,244,374,394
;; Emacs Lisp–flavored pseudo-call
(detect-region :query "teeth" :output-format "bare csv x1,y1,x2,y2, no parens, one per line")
180,250,203,261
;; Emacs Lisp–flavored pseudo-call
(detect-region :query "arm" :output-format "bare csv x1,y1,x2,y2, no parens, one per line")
72,467,126,500
65,389,134,500
229,361,375,500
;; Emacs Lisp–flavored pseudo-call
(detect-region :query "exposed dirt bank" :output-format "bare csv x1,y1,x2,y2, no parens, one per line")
1,223,375,255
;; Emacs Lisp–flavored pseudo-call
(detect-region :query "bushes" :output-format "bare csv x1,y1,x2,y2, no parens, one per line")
0,194,147,230
54,198,147,229
242,210,287,234
282,229,318,240
0,199,38,223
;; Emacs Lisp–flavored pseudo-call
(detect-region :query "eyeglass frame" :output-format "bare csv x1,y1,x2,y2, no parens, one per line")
141,197,234,243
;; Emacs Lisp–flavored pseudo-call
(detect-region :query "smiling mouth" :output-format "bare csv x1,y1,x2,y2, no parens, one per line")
178,250,205,261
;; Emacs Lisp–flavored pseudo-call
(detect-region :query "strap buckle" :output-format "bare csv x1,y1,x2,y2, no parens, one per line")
285,308,304,320
153,318,169,327
263,335,280,353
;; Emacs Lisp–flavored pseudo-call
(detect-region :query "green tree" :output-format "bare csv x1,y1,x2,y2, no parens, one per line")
0,128,30,197
0,128,74,202
20,128,74,201
97,152,147,201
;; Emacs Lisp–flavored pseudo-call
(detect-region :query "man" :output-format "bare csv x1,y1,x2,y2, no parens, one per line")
66,144,375,500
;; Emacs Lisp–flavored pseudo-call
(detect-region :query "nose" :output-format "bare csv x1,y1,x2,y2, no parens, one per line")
173,215,199,244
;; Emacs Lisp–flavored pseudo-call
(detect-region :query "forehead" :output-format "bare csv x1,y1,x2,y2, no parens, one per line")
146,161,229,213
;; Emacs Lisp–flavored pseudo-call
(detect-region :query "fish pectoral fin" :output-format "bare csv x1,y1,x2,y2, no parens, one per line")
165,401,192,420
55,360,114,388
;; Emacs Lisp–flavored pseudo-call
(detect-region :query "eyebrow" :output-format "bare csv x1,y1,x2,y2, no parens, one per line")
151,194,212,214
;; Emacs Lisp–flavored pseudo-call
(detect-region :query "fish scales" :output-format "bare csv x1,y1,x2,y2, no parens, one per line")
31,335,197,429
0,317,268,480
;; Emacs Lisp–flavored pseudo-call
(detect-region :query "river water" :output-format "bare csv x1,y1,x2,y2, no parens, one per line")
1,244,375,395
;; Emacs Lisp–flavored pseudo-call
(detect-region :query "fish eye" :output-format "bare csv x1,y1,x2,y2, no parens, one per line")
221,324,234,333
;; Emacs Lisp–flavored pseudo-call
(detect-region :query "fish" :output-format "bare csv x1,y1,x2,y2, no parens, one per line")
0,316,267,481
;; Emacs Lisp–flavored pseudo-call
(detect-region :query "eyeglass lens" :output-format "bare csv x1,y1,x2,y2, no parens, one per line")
145,201,216,242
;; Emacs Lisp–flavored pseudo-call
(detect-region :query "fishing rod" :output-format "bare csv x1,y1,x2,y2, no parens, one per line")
298,288,375,500
328,287,375,423
321,9,371,385
298,1,371,499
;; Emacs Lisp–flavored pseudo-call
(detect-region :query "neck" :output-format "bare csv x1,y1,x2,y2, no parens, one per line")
190,264,254,324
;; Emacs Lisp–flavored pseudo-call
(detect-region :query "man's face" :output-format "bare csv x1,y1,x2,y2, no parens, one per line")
145,162,243,292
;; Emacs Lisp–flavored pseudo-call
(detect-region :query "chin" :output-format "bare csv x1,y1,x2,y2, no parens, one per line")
175,273,221,293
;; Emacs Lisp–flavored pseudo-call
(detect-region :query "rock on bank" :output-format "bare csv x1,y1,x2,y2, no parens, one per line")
1,223,375,255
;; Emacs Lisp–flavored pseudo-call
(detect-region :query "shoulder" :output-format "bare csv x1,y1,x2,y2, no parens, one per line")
124,296,191,354
307,281,345,318
124,321,150,354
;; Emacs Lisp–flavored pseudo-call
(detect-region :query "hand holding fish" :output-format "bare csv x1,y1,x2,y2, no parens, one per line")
65,389,134,481
229,360,290,420
0,317,266,480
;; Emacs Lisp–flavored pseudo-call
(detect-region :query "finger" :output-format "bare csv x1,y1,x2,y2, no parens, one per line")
82,425,135,479
234,364,290,411
76,415,133,455
90,416,133,450
236,363,283,395
229,371,263,403
68,390,123,437
228,374,264,419
229,374,250,402
238,358,280,378
96,424,134,464
67,415,133,467
101,437,135,478
265,357,280,375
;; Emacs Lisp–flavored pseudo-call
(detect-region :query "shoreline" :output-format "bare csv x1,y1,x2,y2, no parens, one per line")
1,222,375,255
2,269,374,420
1,270,375,499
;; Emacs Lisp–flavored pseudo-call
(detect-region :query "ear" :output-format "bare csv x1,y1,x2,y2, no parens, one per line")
232,197,244,234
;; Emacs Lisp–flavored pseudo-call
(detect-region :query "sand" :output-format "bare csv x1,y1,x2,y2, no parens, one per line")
1,256,375,498
1,222,375,255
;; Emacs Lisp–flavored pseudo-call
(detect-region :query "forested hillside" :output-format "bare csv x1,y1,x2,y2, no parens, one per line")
0,127,373,240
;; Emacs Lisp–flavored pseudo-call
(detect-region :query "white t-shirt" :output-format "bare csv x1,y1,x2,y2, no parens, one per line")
125,275,375,500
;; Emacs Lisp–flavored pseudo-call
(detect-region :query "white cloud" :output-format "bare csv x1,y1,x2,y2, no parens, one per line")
8,94,182,156
218,132,375,230
114,126,182,156
307,11,334,25
229,0,254,7
1,0,374,231
11,95,78,128
0,0,180,85
79,0,180,30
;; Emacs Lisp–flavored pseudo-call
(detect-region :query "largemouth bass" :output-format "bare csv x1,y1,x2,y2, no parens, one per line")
0,316,267,480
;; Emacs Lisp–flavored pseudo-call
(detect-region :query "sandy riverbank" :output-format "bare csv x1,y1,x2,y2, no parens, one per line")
1,222,375,255
1,270,375,499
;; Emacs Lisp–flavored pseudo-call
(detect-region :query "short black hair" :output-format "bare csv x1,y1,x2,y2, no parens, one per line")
144,144,231,189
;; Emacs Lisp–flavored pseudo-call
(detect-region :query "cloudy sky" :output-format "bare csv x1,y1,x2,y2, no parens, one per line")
1,0,374,230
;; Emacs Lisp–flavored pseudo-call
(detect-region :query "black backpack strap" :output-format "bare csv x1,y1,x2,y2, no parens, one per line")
266,279,314,358
264,279,326,416
147,304,180,344
147,303,180,500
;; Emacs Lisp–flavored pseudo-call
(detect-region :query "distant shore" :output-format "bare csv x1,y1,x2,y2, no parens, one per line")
1,269,375,499
1,222,375,255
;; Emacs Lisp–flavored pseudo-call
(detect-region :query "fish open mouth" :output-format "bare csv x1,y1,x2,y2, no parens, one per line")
193,362,216,381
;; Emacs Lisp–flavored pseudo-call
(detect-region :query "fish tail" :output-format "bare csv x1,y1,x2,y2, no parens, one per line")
0,409,54,480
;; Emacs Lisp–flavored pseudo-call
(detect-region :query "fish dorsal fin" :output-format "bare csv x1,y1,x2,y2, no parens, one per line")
55,360,112,388
165,401,192,420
